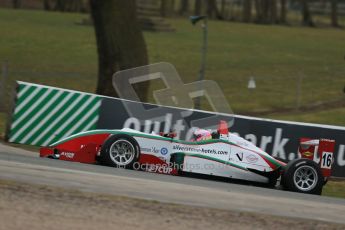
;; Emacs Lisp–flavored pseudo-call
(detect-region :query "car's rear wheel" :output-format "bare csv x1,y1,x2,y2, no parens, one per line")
100,134,140,169
282,159,323,195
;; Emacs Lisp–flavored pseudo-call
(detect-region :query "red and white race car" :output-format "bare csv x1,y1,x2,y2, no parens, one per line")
40,121,335,195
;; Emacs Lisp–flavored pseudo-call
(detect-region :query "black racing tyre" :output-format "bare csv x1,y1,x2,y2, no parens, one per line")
282,158,324,195
100,134,140,169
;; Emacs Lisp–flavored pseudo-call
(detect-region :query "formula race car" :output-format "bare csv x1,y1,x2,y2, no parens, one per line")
40,121,335,195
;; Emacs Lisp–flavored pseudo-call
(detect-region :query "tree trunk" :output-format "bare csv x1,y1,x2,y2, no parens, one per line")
331,0,338,27
206,0,213,17
43,0,51,11
242,0,252,22
55,0,66,11
221,0,226,17
255,0,268,23
194,0,202,15
301,0,314,26
66,0,84,12
280,0,287,24
164,0,176,17
12,0,21,9
179,0,189,15
254,0,262,22
160,0,167,17
160,0,174,17
261,0,269,23
269,0,277,23
90,0,149,99
170,0,176,16
206,0,223,19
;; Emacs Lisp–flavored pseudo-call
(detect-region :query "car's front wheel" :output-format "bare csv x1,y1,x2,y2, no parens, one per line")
100,134,140,169
282,158,324,195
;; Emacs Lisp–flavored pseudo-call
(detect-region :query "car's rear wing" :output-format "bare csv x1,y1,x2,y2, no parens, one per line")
298,138,336,178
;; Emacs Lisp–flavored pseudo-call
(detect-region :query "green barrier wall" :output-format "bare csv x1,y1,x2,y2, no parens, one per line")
7,81,102,146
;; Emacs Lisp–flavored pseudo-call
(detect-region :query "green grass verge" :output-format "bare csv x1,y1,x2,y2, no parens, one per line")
0,8,98,93
147,18,345,114
0,8,344,120
323,180,345,199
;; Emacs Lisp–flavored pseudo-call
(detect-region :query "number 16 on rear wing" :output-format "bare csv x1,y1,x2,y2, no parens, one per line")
298,138,336,182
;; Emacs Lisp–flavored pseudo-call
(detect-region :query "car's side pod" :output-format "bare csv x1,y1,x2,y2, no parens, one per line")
298,138,336,180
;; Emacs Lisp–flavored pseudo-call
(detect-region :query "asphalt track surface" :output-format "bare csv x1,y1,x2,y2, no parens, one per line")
1,143,345,225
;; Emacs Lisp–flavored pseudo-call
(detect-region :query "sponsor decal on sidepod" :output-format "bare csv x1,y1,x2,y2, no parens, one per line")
160,147,168,155
146,164,173,174
246,154,259,163
172,145,228,155
61,152,75,159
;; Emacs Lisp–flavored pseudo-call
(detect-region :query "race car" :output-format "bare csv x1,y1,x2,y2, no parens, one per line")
40,121,335,195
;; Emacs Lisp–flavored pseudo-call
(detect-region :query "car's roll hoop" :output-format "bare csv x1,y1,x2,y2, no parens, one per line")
217,120,229,140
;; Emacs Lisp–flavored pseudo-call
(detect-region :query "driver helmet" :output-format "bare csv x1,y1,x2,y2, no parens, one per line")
193,129,212,141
